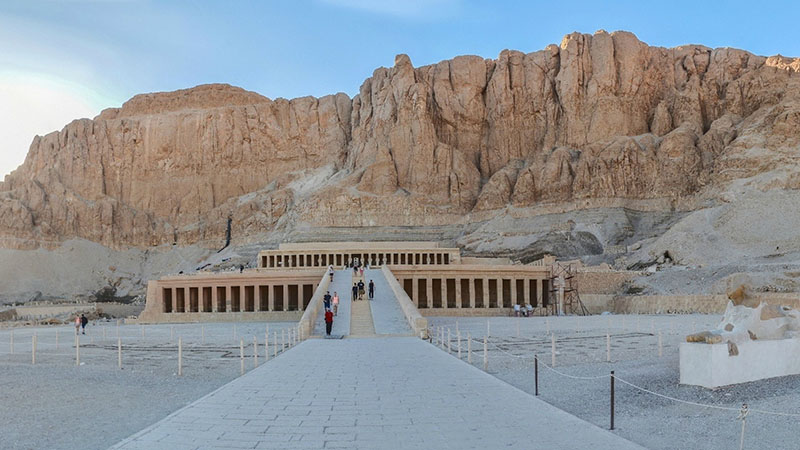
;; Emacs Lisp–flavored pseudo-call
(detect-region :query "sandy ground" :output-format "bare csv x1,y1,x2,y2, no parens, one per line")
3,315,799,450
0,321,300,450
427,315,800,450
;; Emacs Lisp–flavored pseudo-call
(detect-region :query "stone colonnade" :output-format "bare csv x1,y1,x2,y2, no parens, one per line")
260,250,455,269
160,280,317,314
394,274,551,310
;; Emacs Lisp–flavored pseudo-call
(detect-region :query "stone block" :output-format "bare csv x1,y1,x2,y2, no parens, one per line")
680,339,800,388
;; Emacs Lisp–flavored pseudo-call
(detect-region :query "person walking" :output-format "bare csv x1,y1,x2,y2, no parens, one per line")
74,315,81,335
325,308,334,336
323,291,332,311
357,280,365,301
328,265,334,281
80,314,88,335
368,280,375,300
332,292,339,316
352,283,359,302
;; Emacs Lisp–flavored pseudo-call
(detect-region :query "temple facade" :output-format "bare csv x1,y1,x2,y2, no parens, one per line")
139,242,559,323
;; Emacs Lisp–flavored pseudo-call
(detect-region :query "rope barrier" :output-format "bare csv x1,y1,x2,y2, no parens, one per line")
537,358,611,381
612,375,800,417
435,329,800,419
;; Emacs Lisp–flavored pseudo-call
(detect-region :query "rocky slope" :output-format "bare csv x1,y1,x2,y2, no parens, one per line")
1,30,800,300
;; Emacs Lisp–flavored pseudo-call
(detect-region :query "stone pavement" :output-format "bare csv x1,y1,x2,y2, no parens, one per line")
111,337,642,450
313,270,351,337
363,269,413,335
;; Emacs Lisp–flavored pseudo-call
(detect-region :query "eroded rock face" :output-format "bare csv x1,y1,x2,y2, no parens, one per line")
1,31,799,250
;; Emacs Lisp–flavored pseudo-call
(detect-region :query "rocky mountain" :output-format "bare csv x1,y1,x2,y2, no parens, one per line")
1,30,800,300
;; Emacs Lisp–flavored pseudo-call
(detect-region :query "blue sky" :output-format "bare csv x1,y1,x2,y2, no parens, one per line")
1,0,799,177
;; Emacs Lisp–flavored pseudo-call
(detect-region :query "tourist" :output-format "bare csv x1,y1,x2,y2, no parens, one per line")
323,291,332,310
324,308,334,336
80,314,88,334
513,303,521,317
357,280,365,301
239,264,244,273
352,283,358,301
329,266,334,282
74,315,81,335
526,304,534,317
368,280,375,300
332,292,339,316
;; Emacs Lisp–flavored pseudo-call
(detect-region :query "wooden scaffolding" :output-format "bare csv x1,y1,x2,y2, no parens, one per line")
548,262,588,316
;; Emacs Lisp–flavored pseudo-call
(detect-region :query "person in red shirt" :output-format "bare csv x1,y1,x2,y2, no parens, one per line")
325,308,334,336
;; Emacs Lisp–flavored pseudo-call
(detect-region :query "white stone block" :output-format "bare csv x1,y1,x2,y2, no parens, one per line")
680,338,800,388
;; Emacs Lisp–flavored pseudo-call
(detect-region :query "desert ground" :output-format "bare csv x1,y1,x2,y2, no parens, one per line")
427,315,800,450
0,321,300,450
1,315,799,449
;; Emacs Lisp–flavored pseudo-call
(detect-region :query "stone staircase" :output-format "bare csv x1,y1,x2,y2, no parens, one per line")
350,300,376,337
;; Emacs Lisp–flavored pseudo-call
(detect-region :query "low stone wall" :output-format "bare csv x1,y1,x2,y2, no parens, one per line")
15,304,97,320
419,307,548,317
582,293,800,315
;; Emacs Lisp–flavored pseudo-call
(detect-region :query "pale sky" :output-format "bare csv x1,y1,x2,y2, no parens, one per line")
1,0,798,178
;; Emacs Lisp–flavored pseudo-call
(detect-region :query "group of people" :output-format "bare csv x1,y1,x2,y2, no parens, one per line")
74,314,88,334
352,279,374,301
513,303,535,317
321,264,378,336
323,291,339,336
352,264,367,277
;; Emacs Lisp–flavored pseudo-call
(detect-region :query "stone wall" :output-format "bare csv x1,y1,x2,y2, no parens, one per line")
582,293,800,315
577,269,636,295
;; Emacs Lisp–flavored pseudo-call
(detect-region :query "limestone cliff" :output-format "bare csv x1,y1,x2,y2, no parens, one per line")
1,30,799,251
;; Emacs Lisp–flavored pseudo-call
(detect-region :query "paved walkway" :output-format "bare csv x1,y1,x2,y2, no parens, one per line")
112,338,642,450
364,269,413,335
313,270,351,337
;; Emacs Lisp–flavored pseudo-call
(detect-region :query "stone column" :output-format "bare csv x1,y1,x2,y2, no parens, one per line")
283,285,289,312
441,278,448,309
267,285,275,311
511,279,517,306
426,277,433,309
455,278,462,308
412,278,419,307
469,278,476,308
171,288,178,313
226,285,232,313
423,253,428,265
523,279,530,306
497,279,504,308
483,278,490,309
211,285,218,312
536,279,543,307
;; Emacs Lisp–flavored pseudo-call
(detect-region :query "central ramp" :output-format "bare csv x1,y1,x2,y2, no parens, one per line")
112,338,642,449
349,300,376,336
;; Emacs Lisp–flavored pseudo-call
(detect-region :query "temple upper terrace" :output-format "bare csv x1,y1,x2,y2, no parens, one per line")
257,241,462,269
